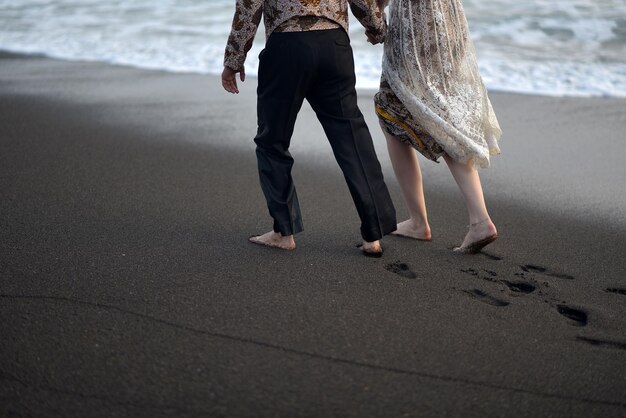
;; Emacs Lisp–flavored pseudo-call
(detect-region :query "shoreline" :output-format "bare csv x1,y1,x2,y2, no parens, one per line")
2,48,626,99
1,51,625,416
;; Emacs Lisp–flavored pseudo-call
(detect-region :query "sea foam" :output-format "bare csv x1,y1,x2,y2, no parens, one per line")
0,0,625,97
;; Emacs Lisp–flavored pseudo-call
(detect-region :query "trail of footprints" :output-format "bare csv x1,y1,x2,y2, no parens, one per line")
382,254,625,350
457,262,626,345
458,264,589,325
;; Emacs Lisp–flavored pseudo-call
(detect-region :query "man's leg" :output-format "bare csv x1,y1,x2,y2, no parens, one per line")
306,30,397,243
252,34,314,247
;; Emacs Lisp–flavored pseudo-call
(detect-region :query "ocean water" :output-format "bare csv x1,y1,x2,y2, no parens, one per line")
0,0,625,97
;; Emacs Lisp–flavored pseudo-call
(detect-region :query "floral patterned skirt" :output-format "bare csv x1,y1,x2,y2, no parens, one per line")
374,76,445,163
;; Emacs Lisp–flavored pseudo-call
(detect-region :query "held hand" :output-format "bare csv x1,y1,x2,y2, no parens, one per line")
366,30,380,45
221,66,246,94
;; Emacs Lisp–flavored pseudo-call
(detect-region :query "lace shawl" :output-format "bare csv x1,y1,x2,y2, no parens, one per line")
382,0,501,168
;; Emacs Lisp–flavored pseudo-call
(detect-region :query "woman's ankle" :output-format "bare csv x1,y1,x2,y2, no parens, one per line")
468,218,497,237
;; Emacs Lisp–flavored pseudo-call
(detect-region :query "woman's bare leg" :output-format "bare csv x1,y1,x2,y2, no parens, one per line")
443,154,497,249
382,121,431,240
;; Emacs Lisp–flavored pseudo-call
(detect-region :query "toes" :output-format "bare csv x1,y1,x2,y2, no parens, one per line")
249,235,295,251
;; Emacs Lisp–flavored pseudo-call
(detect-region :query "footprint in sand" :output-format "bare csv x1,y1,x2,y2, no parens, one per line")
483,269,498,277
384,261,418,279
479,252,503,261
500,280,536,294
577,337,626,351
520,264,575,280
460,268,479,276
557,305,588,326
604,287,626,296
460,268,497,283
462,289,509,307
461,269,532,292
459,268,499,278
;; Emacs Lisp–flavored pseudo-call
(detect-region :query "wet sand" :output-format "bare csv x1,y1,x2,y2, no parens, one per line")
1,51,625,416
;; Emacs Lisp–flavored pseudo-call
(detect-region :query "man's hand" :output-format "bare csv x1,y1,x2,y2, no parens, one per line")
366,31,376,44
221,66,245,94
366,30,384,45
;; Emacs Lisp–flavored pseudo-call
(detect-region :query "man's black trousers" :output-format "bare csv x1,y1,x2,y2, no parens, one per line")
254,28,397,242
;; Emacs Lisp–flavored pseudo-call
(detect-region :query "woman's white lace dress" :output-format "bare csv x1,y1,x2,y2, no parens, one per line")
374,0,502,168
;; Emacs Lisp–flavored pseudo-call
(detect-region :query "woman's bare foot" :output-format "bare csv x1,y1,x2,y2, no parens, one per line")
362,240,383,257
391,219,432,241
454,219,498,254
249,231,296,251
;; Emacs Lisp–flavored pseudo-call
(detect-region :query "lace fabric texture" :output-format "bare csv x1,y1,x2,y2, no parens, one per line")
379,0,502,168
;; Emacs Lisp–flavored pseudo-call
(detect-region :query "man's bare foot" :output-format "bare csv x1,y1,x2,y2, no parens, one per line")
362,240,383,257
249,231,296,251
391,219,432,241
454,219,498,254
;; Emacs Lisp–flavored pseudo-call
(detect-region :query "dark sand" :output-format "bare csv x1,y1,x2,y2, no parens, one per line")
1,51,625,417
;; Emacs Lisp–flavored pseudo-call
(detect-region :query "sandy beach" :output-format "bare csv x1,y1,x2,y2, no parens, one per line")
1,51,625,416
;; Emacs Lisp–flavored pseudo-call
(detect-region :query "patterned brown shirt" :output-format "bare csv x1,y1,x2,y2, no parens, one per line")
224,0,387,71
